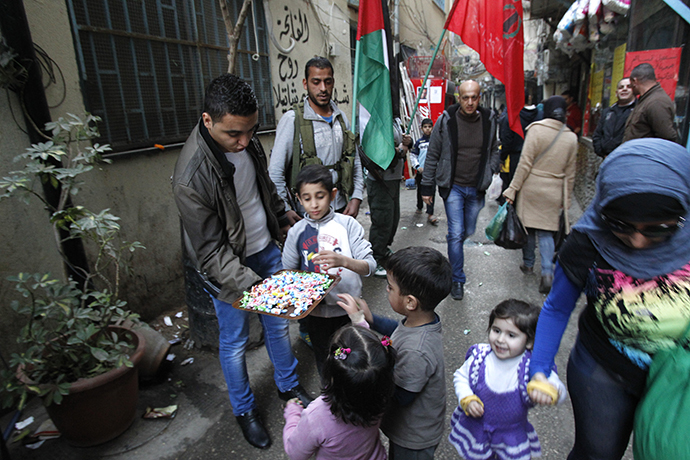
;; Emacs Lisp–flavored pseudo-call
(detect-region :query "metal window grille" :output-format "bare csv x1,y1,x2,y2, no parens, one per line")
66,0,275,152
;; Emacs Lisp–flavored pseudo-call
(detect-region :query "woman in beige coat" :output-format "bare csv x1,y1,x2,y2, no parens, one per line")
503,96,578,293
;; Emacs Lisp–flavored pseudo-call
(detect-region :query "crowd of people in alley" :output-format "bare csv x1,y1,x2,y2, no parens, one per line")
172,56,690,460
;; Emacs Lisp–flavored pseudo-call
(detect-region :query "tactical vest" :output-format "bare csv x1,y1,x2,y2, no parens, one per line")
289,101,357,197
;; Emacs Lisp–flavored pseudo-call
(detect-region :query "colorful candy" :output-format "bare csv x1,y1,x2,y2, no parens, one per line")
238,271,333,318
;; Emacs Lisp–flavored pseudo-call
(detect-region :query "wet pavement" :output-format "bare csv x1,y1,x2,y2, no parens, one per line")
2,182,633,459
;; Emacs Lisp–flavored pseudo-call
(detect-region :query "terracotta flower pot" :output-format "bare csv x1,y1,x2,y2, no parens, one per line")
44,327,146,447
119,320,171,380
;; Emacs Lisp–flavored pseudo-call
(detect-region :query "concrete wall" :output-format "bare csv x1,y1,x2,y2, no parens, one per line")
397,0,447,54
0,0,185,357
0,0,359,357
266,0,354,118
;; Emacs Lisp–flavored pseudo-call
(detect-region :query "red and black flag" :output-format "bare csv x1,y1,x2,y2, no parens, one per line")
445,0,525,137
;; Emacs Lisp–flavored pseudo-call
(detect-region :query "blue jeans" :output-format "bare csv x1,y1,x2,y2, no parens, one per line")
443,185,485,283
522,228,555,276
566,338,640,460
212,243,299,416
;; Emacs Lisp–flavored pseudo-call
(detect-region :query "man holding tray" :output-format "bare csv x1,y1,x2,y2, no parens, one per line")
173,74,312,449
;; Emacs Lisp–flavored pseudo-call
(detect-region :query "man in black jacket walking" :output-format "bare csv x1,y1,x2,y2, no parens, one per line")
592,78,636,158
499,91,543,194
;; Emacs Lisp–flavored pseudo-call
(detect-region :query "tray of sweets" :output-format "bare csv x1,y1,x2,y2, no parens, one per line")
232,270,340,320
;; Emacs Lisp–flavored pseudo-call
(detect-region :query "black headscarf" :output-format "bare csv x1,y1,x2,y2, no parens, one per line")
543,96,567,123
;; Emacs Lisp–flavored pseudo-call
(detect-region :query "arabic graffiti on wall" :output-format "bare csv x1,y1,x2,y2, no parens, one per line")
273,80,351,112
277,53,300,81
277,5,310,44
270,3,350,113
271,4,309,111
273,77,301,110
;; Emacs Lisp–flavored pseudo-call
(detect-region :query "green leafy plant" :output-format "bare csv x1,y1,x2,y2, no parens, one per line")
0,114,144,409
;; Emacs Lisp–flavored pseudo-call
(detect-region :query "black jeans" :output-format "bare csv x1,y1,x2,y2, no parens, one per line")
415,173,434,215
566,338,641,460
304,314,351,377
366,177,400,264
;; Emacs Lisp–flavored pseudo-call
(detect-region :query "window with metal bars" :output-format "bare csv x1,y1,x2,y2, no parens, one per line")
66,0,275,153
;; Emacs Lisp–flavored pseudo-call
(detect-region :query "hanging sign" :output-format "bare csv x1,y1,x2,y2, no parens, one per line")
610,43,627,105
624,47,682,99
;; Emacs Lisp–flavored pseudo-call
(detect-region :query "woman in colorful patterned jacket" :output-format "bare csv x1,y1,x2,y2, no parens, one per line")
528,138,690,460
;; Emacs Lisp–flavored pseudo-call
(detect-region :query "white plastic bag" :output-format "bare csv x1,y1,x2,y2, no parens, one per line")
487,174,503,201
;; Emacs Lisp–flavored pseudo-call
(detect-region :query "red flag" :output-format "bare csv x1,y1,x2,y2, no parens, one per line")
445,0,525,137
356,0,385,38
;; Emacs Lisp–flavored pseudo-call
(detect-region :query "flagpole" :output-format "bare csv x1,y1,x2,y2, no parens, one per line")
405,29,448,134
352,40,361,135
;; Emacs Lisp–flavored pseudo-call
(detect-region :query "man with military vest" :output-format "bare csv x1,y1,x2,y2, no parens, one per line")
269,57,364,223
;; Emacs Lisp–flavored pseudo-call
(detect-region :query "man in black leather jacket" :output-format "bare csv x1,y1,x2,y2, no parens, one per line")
172,74,311,449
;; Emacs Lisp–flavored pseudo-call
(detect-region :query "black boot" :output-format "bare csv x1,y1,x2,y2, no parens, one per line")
451,282,464,300
539,275,553,294
236,408,270,449
278,384,314,407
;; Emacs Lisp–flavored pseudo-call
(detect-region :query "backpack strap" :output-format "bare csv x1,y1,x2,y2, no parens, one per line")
289,102,318,191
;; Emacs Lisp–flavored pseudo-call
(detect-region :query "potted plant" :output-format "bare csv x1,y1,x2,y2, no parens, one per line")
0,114,146,446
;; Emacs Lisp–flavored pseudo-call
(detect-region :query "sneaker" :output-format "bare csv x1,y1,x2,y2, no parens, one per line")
374,265,387,278
451,282,464,300
299,331,312,348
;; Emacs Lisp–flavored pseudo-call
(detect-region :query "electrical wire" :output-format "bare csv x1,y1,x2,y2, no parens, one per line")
33,43,66,108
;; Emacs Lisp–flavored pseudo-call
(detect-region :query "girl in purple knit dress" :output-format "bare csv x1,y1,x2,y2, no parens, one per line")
283,325,395,460
449,299,566,460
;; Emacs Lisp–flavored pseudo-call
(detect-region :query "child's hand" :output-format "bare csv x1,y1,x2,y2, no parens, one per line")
286,397,304,408
460,395,484,418
336,293,360,316
466,400,484,418
312,250,345,271
527,373,558,406
336,294,373,324
356,299,373,324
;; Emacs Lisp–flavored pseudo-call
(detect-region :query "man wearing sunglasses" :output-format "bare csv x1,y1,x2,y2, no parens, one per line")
173,74,312,450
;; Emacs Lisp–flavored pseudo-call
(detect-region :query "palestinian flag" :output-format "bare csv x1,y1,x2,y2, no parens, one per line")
355,0,395,169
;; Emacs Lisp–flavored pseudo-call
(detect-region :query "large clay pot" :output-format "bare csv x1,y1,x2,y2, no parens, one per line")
120,320,171,380
45,327,146,447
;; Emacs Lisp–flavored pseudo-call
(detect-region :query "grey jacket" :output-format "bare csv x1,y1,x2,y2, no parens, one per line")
172,122,289,304
269,98,364,210
420,105,500,199
281,207,375,317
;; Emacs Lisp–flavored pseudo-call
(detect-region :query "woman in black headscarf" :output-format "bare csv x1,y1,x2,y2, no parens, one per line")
503,96,579,293
528,138,690,459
